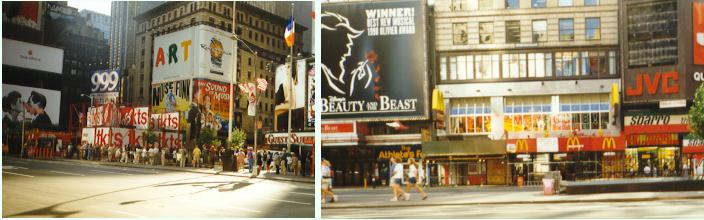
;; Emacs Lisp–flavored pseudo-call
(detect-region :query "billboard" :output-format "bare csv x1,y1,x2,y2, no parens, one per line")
2,1,41,30
695,2,704,65
90,69,120,93
321,1,428,121
150,113,180,131
2,38,63,74
274,61,307,131
307,65,315,128
2,84,61,127
151,79,190,129
191,79,230,135
152,25,233,83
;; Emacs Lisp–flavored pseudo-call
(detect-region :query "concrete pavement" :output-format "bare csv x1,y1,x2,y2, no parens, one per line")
3,156,314,218
322,186,704,209
53,157,314,184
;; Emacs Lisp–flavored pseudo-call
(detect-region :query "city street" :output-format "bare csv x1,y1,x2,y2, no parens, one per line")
322,187,704,218
323,199,704,218
2,157,314,218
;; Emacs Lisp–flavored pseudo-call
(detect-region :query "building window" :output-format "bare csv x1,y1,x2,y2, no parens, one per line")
532,20,547,42
505,20,521,43
559,18,574,41
559,0,573,7
479,22,494,44
440,57,447,80
506,0,520,9
504,97,551,132
450,0,465,11
627,1,677,67
556,51,578,77
585,18,601,40
532,0,546,8
140,61,144,68
248,57,252,66
584,0,599,6
475,54,500,79
452,23,468,45
449,99,492,134
479,0,493,10
502,54,526,78
527,53,552,77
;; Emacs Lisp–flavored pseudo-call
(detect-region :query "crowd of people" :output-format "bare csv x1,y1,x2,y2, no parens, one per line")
61,142,313,177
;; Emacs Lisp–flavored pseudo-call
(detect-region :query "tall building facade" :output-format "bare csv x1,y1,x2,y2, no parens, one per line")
128,1,306,142
78,9,110,41
619,0,704,178
429,0,622,186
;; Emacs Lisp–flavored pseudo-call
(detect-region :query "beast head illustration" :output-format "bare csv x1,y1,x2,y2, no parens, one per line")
322,12,380,100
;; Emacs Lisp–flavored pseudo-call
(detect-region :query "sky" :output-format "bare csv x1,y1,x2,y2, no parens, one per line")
68,0,112,15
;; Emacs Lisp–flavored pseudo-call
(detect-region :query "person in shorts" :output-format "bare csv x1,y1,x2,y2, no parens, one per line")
389,157,409,201
321,159,338,203
405,158,428,200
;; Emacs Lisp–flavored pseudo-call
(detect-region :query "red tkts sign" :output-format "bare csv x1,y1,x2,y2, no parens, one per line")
625,72,679,96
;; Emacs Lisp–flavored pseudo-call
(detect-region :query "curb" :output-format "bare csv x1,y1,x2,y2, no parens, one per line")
321,195,704,209
50,158,314,184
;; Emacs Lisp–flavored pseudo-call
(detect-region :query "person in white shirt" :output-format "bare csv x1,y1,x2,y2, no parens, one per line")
390,157,409,201
321,159,338,203
405,158,428,200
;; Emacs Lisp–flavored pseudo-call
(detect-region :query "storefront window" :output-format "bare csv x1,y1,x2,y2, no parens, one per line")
450,101,492,134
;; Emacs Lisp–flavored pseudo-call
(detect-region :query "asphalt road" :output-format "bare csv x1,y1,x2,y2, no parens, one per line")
2,157,314,218
323,199,704,218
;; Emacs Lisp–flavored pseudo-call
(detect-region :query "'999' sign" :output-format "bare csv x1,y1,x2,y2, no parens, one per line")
91,70,120,92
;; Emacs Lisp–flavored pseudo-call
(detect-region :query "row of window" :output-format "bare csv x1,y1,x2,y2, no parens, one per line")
453,17,601,45
449,0,599,11
439,50,617,81
449,108,609,134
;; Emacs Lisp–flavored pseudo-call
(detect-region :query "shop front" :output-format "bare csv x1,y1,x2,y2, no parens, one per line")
423,137,507,186
322,144,423,187
624,112,690,177
682,136,704,177
264,132,314,175
507,135,625,185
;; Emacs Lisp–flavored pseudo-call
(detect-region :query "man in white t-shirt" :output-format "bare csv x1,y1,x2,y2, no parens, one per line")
390,157,409,201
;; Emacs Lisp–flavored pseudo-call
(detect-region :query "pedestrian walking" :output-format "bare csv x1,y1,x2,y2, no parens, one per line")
161,147,167,166
321,159,338,203
193,146,202,168
406,158,428,200
280,153,288,175
247,148,254,173
67,142,74,159
142,146,149,165
389,157,409,201
275,153,281,174
179,147,186,167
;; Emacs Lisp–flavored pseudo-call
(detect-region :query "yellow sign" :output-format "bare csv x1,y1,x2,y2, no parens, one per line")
377,146,423,160
431,89,445,111
567,137,583,151
602,137,617,150
516,139,529,153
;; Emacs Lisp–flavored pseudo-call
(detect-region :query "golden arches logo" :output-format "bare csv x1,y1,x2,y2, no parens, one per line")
567,137,583,151
602,137,617,150
516,139,529,152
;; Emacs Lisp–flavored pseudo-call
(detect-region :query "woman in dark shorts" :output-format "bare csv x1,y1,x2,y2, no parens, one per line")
406,158,428,200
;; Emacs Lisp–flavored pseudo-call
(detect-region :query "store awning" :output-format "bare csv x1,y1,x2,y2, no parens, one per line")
422,137,506,157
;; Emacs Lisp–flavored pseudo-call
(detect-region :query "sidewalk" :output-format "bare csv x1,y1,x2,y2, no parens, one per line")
54,158,314,184
322,186,704,209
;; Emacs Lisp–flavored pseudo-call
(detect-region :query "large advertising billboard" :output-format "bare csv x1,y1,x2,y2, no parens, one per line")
2,38,63,74
695,2,704,65
274,60,307,131
2,84,61,127
321,0,428,121
151,79,190,130
2,1,41,30
152,25,233,84
191,79,230,136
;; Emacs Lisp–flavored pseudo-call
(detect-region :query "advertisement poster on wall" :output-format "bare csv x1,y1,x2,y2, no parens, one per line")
152,25,233,84
89,69,120,105
190,79,230,135
274,61,306,131
321,0,428,121
695,2,704,65
2,84,61,127
2,38,63,74
2,1,41,30
118,106,149,129
306,65,315,128
151,79,190,129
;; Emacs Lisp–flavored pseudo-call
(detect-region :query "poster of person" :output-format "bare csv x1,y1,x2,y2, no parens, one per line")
2,84,61,127
274,60,306,131
322,0,428,121
190,79,230,137
306,66,315,128
152,80,190,130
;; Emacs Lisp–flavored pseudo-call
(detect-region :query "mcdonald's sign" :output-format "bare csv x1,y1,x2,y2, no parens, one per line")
602,137,617,150
516,139,530,153
566,137,583,151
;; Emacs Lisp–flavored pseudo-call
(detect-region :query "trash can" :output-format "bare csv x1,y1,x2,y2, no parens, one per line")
543,178,555,195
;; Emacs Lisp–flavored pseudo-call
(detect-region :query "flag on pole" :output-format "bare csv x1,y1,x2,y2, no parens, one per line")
284,16,295,47
256,78,268,91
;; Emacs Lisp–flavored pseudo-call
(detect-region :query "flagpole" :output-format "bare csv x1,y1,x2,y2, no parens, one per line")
287,3,294,154
228,1,238,144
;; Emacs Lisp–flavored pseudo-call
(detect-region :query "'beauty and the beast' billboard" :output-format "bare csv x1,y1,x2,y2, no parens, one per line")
321,0,428,121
